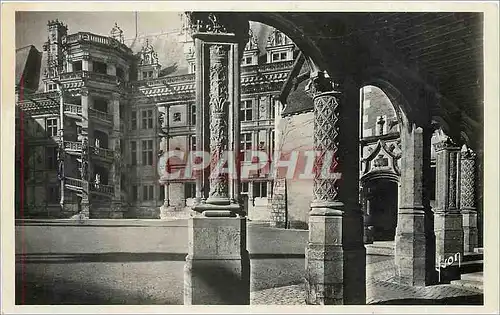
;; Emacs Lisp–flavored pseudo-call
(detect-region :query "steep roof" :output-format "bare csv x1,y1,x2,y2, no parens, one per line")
15,45,33,85
15,45,42,92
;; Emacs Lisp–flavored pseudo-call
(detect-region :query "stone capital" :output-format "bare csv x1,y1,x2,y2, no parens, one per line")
434,136,460,152
305,71,342,99
461,145,477,160
80,88,89,96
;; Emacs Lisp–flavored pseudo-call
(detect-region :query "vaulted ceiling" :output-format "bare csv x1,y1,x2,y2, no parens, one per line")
244,12,484,148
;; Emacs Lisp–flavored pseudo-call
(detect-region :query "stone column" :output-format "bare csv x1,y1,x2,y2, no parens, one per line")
305,73,365,305
363,186,374,244
110,93,123,218
159,104,175,219
79,88,90,218
433,137,463,281
82,55,92,72
395,122,434,286
460,145,477,253
183,12,250,305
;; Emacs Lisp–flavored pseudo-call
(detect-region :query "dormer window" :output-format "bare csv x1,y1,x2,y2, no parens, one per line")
73,60,82,72
271,52,288,62
189,63,196,74
46,83,58,92
242,56,254,66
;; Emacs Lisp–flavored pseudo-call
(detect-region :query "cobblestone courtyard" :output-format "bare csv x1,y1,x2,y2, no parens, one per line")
15,221,483,305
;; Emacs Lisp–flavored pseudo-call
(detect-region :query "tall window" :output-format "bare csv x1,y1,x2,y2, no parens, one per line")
142,110,153,129
271,99,279,119
240,132,252,161
159,186,165,201
46,147,58,169
142,140,153,165
73,61,82,72
240,182,249,194
190,105,196,125
131,111,137,130
132,185,138,201
47,186,60,203
240,132,252,150
253,181,268,198
116,67,124,80
270,130,276,155
94,98,108,113
143,185,154,201
190,135,196,151
240,100,253,122
93,61,107,74
184,182,196,199
46,118,58,137
130,141,137,165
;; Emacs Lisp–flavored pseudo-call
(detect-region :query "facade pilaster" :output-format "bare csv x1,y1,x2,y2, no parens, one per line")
460,145,478,253
183,12,250,305
304,73,365,305
110,92,123,218
433,137,463,281
79,88,90,218
395,121,435,286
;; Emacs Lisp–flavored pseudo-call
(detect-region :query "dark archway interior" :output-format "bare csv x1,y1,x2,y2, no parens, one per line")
366,179,398,241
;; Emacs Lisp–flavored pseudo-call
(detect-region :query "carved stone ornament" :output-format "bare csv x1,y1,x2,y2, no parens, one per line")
208,44,230,199
434,136,459,152
184,12,249,40
310,73,341,201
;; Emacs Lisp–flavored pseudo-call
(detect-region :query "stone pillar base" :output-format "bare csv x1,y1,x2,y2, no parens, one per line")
80,200,90,219
184,216,250,305
461,209,478,253
395,210,428,286
110,200,124,219
364,225,374,244
305,204,366,305
434,211,463,282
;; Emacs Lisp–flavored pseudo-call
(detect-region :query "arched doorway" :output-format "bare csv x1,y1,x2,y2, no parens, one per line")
363,178,398,242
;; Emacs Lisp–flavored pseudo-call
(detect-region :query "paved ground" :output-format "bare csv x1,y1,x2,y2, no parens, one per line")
15,220,483,305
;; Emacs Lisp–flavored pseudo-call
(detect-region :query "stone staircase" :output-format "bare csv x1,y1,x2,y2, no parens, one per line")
365,242,484,292
450,248,483,292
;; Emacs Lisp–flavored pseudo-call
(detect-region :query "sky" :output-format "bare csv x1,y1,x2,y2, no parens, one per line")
15,11,272,71
16,11,183,50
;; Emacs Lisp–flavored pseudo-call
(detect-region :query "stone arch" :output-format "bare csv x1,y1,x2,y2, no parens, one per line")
360,68,418,132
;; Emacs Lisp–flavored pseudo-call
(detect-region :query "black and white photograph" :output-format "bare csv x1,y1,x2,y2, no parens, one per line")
1,1,499,313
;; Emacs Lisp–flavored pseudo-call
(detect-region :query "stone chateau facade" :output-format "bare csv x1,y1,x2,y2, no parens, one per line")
15,19,304,223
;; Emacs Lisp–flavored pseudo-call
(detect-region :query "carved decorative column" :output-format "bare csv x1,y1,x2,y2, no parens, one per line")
460,145,478,253
110,93,123,218
395,121,435,286
305,72,365,305
183,12,250,305
79,88,90,218
433,137,463,281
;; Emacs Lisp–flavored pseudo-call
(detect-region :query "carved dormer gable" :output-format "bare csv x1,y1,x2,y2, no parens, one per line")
137,39,161,80
110,22,124,44
266,28,292,47
140,39,159,66
265,28,295,63
241,28,259,67
361,140,401,182
245,28,259,51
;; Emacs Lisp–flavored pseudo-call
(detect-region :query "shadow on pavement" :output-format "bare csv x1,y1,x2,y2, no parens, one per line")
370,294,484,305
16,271,180,305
